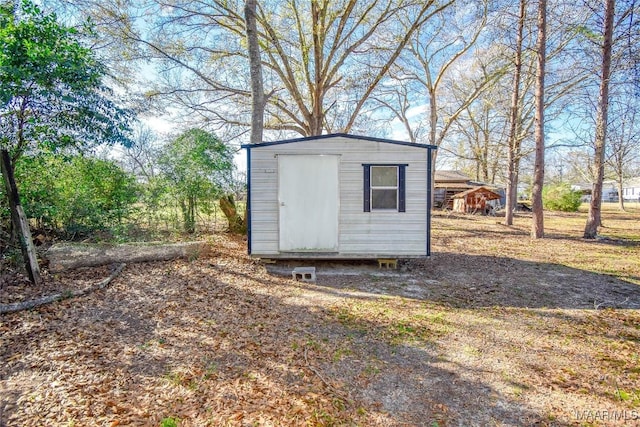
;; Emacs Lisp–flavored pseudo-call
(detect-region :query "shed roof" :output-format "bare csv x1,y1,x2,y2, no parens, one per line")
241,133,437,150
452,186,501,200
434,170,472,183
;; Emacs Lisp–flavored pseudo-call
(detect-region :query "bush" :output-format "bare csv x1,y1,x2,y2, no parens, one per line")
2,154,139,234
158,129,234,233
57,156,139,231
542,184,582,212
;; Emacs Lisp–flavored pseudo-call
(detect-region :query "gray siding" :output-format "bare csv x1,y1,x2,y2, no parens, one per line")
249,136,428,258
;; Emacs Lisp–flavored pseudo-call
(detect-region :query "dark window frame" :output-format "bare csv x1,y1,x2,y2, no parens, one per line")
363,164,407,212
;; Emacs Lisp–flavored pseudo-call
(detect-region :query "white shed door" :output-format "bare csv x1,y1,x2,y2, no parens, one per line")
278,155,339,252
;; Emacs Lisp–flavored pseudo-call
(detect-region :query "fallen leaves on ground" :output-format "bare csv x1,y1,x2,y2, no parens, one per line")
1,209,640,426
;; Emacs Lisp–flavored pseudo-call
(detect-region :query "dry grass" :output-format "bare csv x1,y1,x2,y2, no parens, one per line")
435,203,640,284
1,204,639,426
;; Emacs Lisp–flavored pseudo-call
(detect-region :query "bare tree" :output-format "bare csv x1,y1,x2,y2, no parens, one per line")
495,0,589,225
446,56,510,183
118,125,159,181
80,0,446,139
606,96,640,211
531,0,547,239
217,0,265,235
584,0,615,239
401,0,495,151
244,0,264,144
505,0,526,226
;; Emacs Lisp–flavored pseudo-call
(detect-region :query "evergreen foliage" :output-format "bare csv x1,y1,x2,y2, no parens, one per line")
542,184,582,212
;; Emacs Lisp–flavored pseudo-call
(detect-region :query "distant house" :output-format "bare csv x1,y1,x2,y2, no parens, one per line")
572,180,619,202
603,180,619,202
570,182,591,202
452,187,502,214
622,177,640,202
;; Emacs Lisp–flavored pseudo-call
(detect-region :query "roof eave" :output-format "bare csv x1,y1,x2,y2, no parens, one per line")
241,133,437,150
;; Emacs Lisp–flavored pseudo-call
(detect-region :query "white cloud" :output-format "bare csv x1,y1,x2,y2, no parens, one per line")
141,115,175,135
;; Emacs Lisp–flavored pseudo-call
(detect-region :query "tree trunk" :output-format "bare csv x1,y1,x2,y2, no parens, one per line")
429,86,438,147
505,0,525,226
220,194,246,234
188,195,196,233
428,86,438,206
47,242,203,271
617,180,625,211
481,130,489,183
244,0,264,239
512,158,521,208
531,0,547,239
244,0,265,144
1,149,41,285
584,0,615,239
180,198,195,233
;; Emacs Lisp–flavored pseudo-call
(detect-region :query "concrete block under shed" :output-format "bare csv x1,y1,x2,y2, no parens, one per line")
292,266,316,282
378,259,398,269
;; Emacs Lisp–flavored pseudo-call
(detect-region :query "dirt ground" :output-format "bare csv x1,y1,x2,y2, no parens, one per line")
1,211,639,426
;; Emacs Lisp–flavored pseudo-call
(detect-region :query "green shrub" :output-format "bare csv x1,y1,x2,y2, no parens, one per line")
160,417,178,427
158,129,234,233
542,184,582,212
3,153,139,234
57,156,139,231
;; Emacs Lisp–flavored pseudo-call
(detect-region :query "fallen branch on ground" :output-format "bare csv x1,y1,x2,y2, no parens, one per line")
0,263,126,314
46,241,204,271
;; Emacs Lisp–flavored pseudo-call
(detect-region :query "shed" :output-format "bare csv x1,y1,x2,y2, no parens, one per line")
434,170,474,209
452,186,501,214
242,134,437,259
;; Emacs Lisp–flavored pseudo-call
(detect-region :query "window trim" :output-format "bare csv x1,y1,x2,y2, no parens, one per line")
363,164,407,212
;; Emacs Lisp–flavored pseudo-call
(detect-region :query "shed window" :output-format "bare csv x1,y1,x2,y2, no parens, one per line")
363,164,406,212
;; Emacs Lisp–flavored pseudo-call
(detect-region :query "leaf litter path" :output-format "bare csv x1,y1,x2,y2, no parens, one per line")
2,232,640,426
